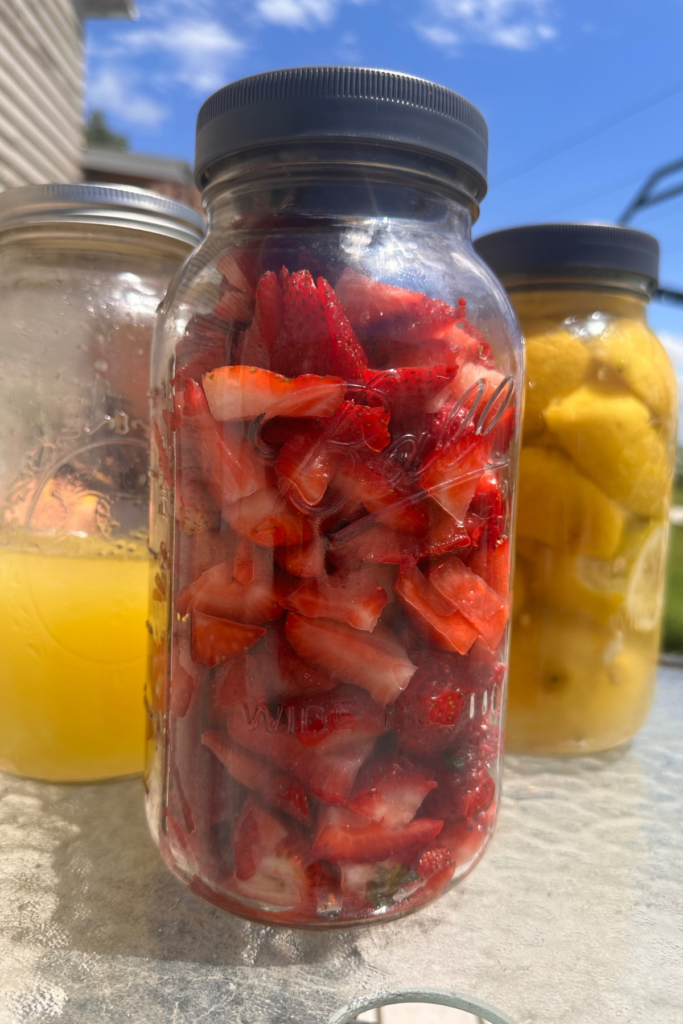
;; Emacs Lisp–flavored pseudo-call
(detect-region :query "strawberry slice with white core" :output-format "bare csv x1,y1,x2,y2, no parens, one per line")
176,559,285,624
203,365,346,422
428,555,510,650
419,429,494,523
328,522,423,571
250,627,337,701
332,453,428,535
230,796,313,908
311,804,443,864
362,366,457,430
348,754,437,828
181,379,270,503
228,684,384,803
395,564,478,655
283,571,387,632
224,486,315,548
275,426,344,506
201,731,312,825
191,609,265,668
285,611,417,707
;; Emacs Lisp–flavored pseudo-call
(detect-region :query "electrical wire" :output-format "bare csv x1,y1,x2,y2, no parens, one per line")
492,77,683,187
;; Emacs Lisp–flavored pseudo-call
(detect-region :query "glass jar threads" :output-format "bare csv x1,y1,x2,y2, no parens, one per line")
475,222,676,754
147,68,522,925
0,183,204,781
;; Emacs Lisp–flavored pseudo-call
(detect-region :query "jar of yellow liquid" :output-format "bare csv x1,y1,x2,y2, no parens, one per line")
475,223,676,753
0,184,204,781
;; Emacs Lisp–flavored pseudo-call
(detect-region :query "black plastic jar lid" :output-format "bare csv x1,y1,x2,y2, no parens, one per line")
474,222,659,290
195,66,488,196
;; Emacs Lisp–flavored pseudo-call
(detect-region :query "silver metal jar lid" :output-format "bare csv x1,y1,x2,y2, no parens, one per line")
0,182,205,248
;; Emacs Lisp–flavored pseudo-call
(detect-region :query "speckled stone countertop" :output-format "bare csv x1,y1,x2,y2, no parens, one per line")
1,670,681,1024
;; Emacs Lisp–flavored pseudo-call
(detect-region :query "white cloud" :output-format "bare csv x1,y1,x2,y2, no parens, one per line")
255,0,339,29
419,0,557,52
121,20,244,92
88,67,167,126
414,23,460,48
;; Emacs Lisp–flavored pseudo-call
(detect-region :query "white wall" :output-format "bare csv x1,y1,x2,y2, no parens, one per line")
0,0,83,190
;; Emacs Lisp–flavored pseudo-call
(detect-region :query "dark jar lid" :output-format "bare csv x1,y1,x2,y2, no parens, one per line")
474,222,659,294
195,66,488,200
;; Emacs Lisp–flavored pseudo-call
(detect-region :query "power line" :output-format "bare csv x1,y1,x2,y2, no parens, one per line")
492,76,683,187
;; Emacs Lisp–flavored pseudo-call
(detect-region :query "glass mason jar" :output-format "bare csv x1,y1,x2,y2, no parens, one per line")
475,223,677,754
0,184,204,782
147,67,523,926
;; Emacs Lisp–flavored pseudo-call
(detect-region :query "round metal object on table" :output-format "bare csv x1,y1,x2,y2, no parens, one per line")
331,988,517,1024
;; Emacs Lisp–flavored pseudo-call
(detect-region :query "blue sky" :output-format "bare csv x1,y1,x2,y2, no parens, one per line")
86,0,683,356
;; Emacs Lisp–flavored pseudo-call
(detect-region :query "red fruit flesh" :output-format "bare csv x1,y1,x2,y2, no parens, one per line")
283,571,387,632
230,797,313,907
275,534,329,578
328,399,391,452
317,276,368,381
177,474,219,535
176,559,285,624
333,453,428,535
348,755,437,828
203,365,346,422
212,652,267,711
392,649,472,757
334,269,465,342
394,565,478,655
467,536,510,599
236,270,284,368
251,628,337,701
228,684,385,803
285,611,416,707
233,537,273,585
419,428,494,523
362,366,458,431
421,765,495,825
469,471,507,548
328,522,423,570
224,487,315,548
271,270,335,378
428,555,509,650
191,610,266,668
275,426,344,506
181,379,270,504
312,805,443,863
202,731,312,825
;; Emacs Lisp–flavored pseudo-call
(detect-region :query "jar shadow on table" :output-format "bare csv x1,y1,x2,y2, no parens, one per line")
46,777,368,970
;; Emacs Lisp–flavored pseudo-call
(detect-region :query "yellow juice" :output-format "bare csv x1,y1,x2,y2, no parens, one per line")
0,545,149,781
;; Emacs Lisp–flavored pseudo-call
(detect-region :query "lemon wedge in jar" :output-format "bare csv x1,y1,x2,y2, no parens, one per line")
517,447,624,558
526,545,625,624
589,318,677,421
523,329,591,438
544,383,671,519
624,522,668,632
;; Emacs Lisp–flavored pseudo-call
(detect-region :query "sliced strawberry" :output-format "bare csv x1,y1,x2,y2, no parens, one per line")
329,399,390,452
281,686,362,748
233,537,273,585
236,270,284,368
439,809,494,870
335,269,465,342
421,764,495,825
285,611,416,707
270,269,335,377
348,754,437,828
191,609,265,667
251,627,337,701
275,534,329,578
212,651,267,711
395,565,478,655
224,486,315,547
176,559,285,624
317,276,368,380
230,796,315,907
213,282,253,324
202,732,313,826
425,502,472,558
175,526,238,593
413,845,454,881
283,571,387,632
203,365,346,422
333,452,428,535
469,471,507,548
181,379,270,504
428,555,509,650
275,425,344,506
362,366,457,432
392,649,472,756
228,684,385,803
216,250,256,297
311,804,443,863
176,474,219,535
328,522,423,570
419,427,494,523
467,536,510,599
173,313,230,391
170,645,205,718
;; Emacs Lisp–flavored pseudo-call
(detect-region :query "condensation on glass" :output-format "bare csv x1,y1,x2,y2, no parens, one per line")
147,68,523,927
0,183,204,782
475,223,676,755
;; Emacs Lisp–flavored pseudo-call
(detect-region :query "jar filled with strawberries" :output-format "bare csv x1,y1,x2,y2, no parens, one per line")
147,67,523,925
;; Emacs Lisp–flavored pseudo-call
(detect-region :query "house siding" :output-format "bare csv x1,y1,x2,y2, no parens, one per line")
0,0,83,190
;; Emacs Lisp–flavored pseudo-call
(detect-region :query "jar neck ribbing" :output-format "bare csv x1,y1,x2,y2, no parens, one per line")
202,142,478,236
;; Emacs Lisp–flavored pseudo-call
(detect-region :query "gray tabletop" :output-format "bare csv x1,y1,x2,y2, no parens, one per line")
1,669,681,1024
